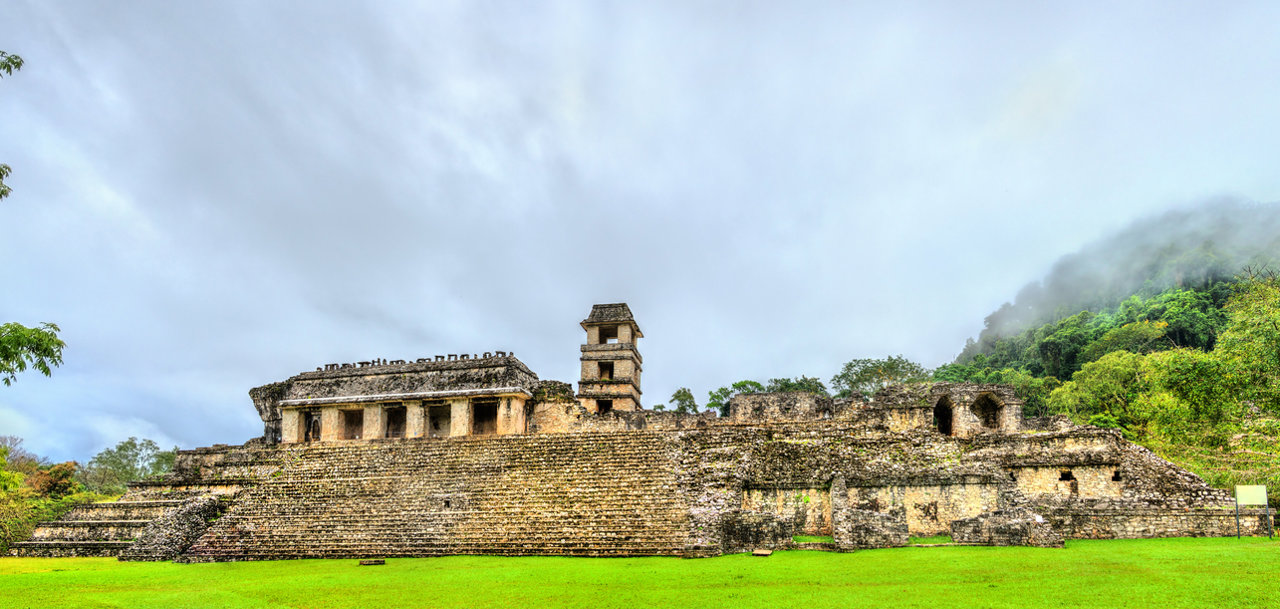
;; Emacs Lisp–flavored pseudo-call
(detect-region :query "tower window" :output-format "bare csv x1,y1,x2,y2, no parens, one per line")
1059,470,1075,481
599,325,619,344
597,400,613,414
598,361,614,380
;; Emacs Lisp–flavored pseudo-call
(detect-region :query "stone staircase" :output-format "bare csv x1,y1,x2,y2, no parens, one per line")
9,498,185,557
181,431,690,561
10,443,278,558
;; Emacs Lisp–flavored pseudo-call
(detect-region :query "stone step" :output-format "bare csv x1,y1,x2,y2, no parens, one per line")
28,520,150,542
8,540,133,558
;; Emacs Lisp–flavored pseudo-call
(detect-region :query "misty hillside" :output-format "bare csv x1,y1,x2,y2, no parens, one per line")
938,199,1280,506
958,199,1280,363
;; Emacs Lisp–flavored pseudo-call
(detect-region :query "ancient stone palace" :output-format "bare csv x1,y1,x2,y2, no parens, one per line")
11,303,1273,561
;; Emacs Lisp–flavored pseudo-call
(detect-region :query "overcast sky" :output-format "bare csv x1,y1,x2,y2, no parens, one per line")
3,2,1279,462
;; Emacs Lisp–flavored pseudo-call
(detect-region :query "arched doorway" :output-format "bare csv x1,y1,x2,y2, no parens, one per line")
932,396,953,436
972,393,1002,430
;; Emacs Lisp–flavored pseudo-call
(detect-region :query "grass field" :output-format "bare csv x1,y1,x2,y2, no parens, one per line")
1,538,1277,609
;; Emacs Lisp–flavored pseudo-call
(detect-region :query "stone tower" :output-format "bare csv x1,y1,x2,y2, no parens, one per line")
577,303,643,413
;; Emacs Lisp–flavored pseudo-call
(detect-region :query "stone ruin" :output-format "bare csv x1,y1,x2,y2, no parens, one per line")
10,303,1274,561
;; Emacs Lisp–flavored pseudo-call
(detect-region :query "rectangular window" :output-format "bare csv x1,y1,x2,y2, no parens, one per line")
597,399,614,414
342,410,363,440
472,400,498,436
303,411,321,442
598,361,614,380
428,404,451,438
384,405,406,439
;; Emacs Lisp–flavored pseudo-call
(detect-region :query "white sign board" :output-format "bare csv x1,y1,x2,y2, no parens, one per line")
1235,485,1269,506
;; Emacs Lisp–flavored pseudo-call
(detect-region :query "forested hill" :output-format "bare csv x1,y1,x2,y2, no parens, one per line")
937,200,1280,506
958,199,1280,366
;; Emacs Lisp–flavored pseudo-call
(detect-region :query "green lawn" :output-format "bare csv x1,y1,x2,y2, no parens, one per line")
1,538,1277,609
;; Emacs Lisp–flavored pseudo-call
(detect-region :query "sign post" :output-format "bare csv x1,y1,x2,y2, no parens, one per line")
1234,485,1271,539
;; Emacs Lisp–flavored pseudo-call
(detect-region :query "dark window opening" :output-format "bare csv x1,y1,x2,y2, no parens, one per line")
1059,470,1075,481
597,399,614,414
303,411,321,442
443,499,451,509
1112,470,1122,482
973,394,1002,429
1008,471,1017,481
384,405,406,439
599,325,619,344
933,397,954,436
472,400,498,436
428,404,451,438
598,361,614,380
342,410,363,440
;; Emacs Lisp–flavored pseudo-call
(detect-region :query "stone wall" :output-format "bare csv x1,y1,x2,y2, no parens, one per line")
848,482,1001,536
728,392,840,422
741,487,832,535
1038,505,1272,539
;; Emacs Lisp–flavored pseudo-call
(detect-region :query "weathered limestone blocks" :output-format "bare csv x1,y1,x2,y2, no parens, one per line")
718,510,795,554
119,496,223,562
1036,505,1273,539
833,506,909,550
951,508,1064,548
728,392,838,422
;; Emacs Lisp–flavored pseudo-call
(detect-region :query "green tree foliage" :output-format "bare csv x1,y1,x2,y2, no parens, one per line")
1213,271,1280,413
0,52,66,386
0,51,21,201
0,437,107,553
1078,321,1168,364
763,376,829,396
78,437,177,495
1044,351,1146,427
830,355,930,398
0,447,23,493
0,323,66,386
669,387,699,414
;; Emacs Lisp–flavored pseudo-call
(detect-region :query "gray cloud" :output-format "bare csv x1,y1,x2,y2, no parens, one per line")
2,1,1279,460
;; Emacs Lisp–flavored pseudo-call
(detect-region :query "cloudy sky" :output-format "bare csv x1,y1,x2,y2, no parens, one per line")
2,2,1279,461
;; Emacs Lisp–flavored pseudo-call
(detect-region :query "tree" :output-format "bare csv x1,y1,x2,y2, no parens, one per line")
78,438,177,495
0,51,21,201
27,462,81,498
0,323,66,386
764,376,829,396
669,388,699,414
0,436,48,476
0,52,65,385
0,447,24,492
830,356,930,398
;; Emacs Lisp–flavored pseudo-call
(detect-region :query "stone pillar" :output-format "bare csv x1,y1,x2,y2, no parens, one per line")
405,400,425,438
497,397,527,435
449,398,471,437
281,409,302,444
363,404,384,440
320,407,342,442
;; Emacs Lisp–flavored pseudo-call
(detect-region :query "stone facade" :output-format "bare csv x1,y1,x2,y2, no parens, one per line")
10,302,1274,561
